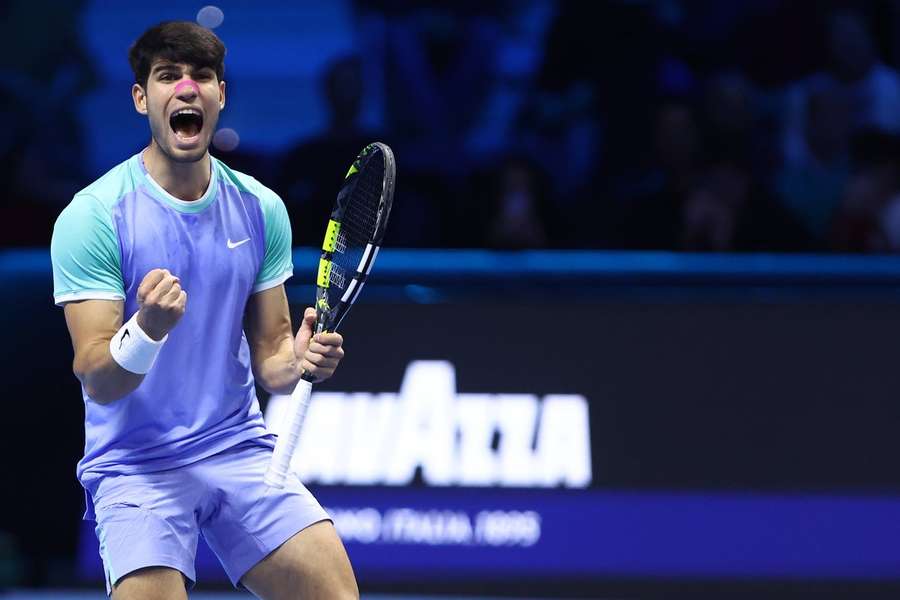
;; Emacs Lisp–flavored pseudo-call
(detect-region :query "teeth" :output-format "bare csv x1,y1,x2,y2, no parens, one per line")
173,109,201,117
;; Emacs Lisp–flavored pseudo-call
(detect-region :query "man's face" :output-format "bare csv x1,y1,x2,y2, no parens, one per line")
132,60,225,163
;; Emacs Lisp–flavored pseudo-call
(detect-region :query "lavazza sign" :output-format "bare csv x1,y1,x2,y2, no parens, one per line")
265,360,593,488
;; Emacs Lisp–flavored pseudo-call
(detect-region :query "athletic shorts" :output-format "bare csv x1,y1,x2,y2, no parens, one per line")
88,440,330,594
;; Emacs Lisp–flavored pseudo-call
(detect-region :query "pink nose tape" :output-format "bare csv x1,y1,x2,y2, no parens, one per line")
174,79,200,95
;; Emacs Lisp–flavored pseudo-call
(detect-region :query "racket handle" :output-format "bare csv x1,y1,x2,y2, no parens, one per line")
264,378,314,488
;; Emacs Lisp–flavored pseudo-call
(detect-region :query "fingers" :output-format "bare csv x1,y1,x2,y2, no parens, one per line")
137,268,166,302
300,357,340,382
298,307,317,331
135,269,187,339
297,307,316,330
307,339,345,358
308,333,344,358
302,352,342,370
314,332,343,347
304,335,344,366
151,274,178,300
139,269,180,305
151,281,186,313
163,287,188,313
159,279,180,300
301,330,344,382
303,342,344,360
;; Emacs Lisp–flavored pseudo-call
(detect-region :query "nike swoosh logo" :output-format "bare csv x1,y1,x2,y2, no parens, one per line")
119,328,130,349
227,237,251,249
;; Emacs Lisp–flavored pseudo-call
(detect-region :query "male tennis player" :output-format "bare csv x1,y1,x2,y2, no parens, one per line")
50,21,358,599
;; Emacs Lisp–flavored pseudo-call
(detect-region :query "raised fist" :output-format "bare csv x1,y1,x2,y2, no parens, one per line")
135,268,187,340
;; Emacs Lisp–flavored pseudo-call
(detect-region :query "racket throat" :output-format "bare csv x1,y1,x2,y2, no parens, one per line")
314,287,334,332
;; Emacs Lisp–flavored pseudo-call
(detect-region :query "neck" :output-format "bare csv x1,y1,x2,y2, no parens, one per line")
143,142,211,201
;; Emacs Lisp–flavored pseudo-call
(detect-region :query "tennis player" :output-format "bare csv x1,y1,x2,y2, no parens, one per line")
50,21,357,599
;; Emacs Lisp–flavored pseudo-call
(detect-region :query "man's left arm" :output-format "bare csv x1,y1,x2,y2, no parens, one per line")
245,285,345,395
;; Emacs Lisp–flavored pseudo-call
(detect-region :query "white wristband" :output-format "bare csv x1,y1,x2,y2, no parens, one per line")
109,312,167,374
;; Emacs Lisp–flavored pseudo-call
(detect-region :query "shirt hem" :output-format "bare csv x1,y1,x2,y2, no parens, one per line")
251,271,292,294
55,290,125,306
79,427,276,520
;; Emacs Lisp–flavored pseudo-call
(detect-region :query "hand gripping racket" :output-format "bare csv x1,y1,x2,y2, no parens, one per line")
264,142,396,487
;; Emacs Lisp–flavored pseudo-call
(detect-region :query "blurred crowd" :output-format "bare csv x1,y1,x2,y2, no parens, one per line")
6,0,900,252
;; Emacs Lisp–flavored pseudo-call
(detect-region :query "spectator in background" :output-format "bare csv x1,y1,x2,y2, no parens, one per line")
528,2,663,202
485,157,549,249
621,95,810,252
459,0,558,164
617,99,704,249
700,70,778,184
717,0,823,90
775,84,852,245
825,6,900,133
516,78,599,210
381,5,499,176
354,1,558,247
782,6,900,166
373,4,520,247
459,154,554,249
702,72,756,158
830,129,900,251
0,0,96,246
679,156,810,252
277,54,383,247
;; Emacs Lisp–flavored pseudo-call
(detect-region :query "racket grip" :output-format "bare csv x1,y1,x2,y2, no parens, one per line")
264,378,314,488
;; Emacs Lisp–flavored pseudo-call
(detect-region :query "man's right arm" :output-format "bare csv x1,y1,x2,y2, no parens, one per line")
63,269,187,405
64,299,144,404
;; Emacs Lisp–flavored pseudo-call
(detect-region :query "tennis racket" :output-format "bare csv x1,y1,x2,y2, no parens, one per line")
264,141,396,488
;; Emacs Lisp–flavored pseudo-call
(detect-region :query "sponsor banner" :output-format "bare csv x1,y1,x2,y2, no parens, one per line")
78,487,900,581
71,297,900,585
264,361,592,489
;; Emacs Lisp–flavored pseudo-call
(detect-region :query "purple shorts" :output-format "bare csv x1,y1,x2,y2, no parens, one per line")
88,440,329,593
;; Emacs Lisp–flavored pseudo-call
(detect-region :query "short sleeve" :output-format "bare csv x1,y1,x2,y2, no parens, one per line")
253,189,294,293
51,194,125,305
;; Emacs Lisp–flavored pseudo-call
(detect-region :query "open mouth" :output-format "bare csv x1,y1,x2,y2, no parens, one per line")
170,108,203,140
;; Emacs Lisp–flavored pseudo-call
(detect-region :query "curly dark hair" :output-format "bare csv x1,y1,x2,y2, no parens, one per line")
128,21,225,89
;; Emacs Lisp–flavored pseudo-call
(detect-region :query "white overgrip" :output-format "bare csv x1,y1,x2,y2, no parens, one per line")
264,378,314,487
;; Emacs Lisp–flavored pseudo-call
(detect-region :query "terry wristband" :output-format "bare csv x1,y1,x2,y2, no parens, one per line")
109,312,167,374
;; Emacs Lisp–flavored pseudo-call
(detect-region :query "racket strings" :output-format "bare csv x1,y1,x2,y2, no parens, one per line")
342,163,381,244
330,156,383,291
329,264,347,289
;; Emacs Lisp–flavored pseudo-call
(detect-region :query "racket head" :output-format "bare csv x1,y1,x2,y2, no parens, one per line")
313,142,395,334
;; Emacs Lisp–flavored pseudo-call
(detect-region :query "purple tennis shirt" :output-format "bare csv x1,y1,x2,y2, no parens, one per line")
51,152,294,511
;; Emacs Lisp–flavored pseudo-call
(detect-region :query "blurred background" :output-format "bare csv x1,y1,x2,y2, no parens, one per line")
6,0,900,598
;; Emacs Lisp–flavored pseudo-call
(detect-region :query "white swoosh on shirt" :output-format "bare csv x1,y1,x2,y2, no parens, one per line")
227,237,251,249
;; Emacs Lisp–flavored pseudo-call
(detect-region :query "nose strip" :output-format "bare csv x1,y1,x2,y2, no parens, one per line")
174,79,200,96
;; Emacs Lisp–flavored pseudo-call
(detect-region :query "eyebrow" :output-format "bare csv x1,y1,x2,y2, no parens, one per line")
150,63,214,76
151,63,180,74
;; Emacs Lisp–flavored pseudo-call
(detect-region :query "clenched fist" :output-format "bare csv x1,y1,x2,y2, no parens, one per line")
293,307,344,383
136,269,187,341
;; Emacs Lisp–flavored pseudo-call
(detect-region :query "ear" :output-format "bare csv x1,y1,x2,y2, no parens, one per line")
218,80,226,110
132,83,148,115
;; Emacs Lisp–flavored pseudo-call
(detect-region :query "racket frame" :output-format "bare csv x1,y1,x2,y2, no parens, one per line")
264,142,395,488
